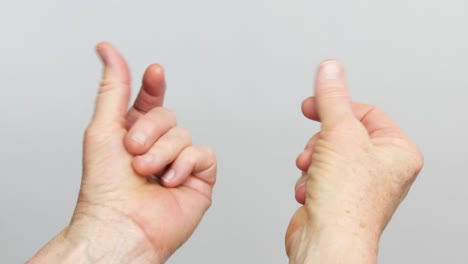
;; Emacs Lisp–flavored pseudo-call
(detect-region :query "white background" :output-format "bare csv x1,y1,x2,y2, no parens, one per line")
1,0,467,263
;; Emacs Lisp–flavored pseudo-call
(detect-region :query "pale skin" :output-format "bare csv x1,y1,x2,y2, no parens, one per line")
286,61,423,263
28,43,217,263
28,44,423,264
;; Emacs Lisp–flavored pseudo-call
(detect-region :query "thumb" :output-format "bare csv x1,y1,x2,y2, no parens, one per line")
314,60,354,126
92,42,131,128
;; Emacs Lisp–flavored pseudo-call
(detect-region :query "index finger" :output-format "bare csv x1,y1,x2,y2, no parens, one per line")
302,97,406,139
126,64,166,128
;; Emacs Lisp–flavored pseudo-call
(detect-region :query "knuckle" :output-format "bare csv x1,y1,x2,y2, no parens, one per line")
98,81,114,95
180,147,198,164
370,106,387,119
83,124,110,149
98,80,129,96
147,107,177,126
412,151,425,175
319,85,349,98
198,145,216,160
400,151,424,183
208,161,218,183
160,108,177,124
176,127,192,143
157,140,176,156
185,154,198,167
84,124,99,140
148,106,163,115
305,134,319,149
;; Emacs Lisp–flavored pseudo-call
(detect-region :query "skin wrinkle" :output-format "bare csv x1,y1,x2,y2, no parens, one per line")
133,89,160,114
128,211,166,259
74,202,164,263
98,81,127,95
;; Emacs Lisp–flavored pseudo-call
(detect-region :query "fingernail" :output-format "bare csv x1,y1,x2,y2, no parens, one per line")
131,132,147,145
295,182,306,192
318,60,342,81
295,177,307,191
139,154,153,163
161,169,175,183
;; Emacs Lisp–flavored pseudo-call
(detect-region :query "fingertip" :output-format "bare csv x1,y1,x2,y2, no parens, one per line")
95,42,131,84
315,59,345,86
127,64,167,121
96,41,112,49
295,184,306,204
173,145,217,186
317,59,343,77
147,63,165,76
301,96,319,121
160,162,191,188
199,145,217,162
95,42,109,53
160,169,177,187
300,97,309,115
295,153,303,170
319,59,341,66
142,64,166,96
95,42,114,66
144,64,165,81
296,150,312,172
314,60,354,124
131,155,153,177
124,131,147,155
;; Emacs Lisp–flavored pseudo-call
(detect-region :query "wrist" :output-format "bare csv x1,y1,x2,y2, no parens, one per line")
290,220,380,264
28,210,164,264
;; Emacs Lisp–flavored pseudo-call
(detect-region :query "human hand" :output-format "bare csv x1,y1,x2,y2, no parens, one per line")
286,61,423,263
29,43,216,264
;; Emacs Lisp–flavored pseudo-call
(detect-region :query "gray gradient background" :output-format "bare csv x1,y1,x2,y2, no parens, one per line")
1,0,467,263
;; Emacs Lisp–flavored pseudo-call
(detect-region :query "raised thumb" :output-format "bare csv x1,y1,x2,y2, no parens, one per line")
92,42,131,128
